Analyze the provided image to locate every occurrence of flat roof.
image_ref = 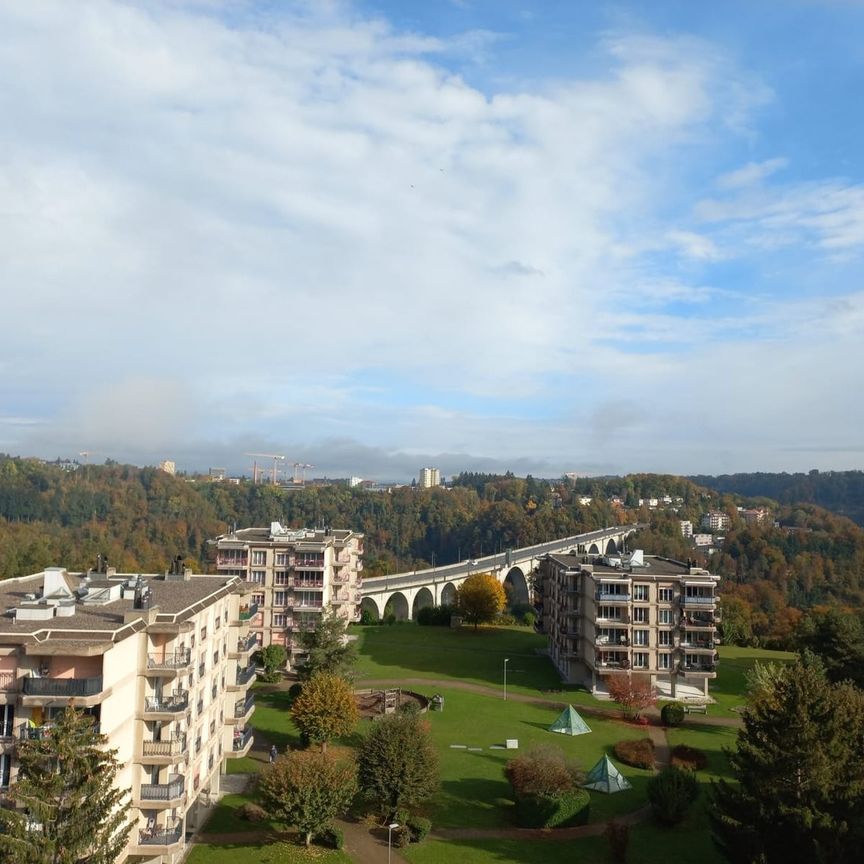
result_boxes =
[218,527,360,545]
[545,553,718,581]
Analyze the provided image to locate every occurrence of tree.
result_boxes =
[259,750,357,847]
[455,572,506,629]
[291,672,359,752]
[259,644,288,678]
[711,659,864,863]
[298,610,358,681]
[605,675,657,719]
[357,712,439,820]
[0,706,130,864]
[795,607,864,688]
[647,766,700,826]
[505,744,583,797]
[718,595,754,646]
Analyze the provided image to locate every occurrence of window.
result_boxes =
[657,653,670,670]
[274,591,288,607]
[275,552,289,566]
[273,613,286,628]
[658,587,674,603]
[0,754,11,788]
[632,652,648,668]
[597,606,621,621]
[274,571,290,586]
[252,593,264,607]
[632,607,648,623]
[633,629,649,646]
[658,609,672,625]
[633,585,649,602]
[200,626,207,642]
[251,550,266,566]
[297,591,322,608]
[658,630,671,646]
[248,570,265,584]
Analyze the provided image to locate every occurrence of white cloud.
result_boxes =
[716,157,788,189]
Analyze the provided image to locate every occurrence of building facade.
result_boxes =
[0,564,257,863]
[701,511,730,531]
[214,523,363,663]
[418,467,440,488]
[538,550,720,699]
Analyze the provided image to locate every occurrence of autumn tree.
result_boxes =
[259,750,357,847]
[456,572,506,629]
[298,610,358,681]
[711,659,864,863]
[291,672,359,752]
[605,675,657,720]
[0,706,130,864]
[357,712,439,820]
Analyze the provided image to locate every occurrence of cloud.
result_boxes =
[716,157,788,190]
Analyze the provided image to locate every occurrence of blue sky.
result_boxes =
[1,0,863,480]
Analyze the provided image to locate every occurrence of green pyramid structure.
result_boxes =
[548,704,592,736]
[583,755,632,794]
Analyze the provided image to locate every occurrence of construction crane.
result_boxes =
[244,453,286,485]
[293,462,314,484]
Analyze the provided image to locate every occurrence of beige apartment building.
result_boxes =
[539,550,720,699]
[0,563,257,863]
[214,523,363,663]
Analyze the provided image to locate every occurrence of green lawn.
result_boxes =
[711,645,795,717]
[188,842,351,864]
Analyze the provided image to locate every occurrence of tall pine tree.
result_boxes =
[0,706,130,864]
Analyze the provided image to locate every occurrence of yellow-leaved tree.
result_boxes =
[456,572,506,630]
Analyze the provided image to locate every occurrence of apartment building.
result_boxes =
[538,550,720,700]
[680,520,693,538]
[0,563,257,863]
[418,467,440,488]
[214,523,363,663]
[701,510,730,531]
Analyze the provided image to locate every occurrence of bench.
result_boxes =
[683,704,708,715]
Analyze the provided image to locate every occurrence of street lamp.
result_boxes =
[387,822,400,864]
[503,658,510,701]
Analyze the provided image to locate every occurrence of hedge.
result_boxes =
[613,737,655,770]
[514,789,591,828]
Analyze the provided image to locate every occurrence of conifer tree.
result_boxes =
[0,705,130,864]
[298,610,357,681]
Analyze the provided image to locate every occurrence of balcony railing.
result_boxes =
[142,735,186,758]
[235,695,255,717]
[233,726,253,751]
[147,651,191,671]
[596,592,631,603]
[237,632,258,653]
[239,603,259,621]
[680,640,715,650]
[217,555,248,568]
[295,581,324,589]
[683,595,715,605]
[139,825,182,847]
[0,671,16,691]
[22,676,103,698]
[236,664,256,686]
[140,776,185,801]
[144,691,189,714]
[683,615,716,628]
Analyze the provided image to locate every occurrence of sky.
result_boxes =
[1,0,864,481]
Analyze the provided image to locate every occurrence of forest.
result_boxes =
[1,457,864,649]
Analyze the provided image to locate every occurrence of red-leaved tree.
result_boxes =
[605,675,657,720]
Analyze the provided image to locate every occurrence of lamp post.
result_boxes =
[503,657,509,701]
[387,822,400,864]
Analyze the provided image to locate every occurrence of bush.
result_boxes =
[287,682,303,703]
[647,766,700,826]
[670,744,708,771]
[314,826,344,849]
[505,744,583,797]
[238,802,267,822]
[360,608,378,625]
[416,605,456,626]
[513,789,591,828]
[392,826,411,847]
[397,700,421,717]
[258,670,282,683]
[406,815,432,843]
[523,611,536,628]
[613,738,655,770]
[604,820,630,863]
[661,702,685,727]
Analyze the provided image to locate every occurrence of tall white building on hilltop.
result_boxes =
[0,564,256,863]
[214,523,363,665]
[419,467,440,488]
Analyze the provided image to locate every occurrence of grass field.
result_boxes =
[188,842,351,864]
[711,645,795,717]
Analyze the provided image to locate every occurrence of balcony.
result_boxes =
[238,603,259,622]
[146,651,191,675]
[231,726,254,754]
[235,664,256,687]
[141,735,186,761]
[294,600,324,610]
[683,615,717,629]
[595,592,631,603]
[682,595,716,607]
[139,776,185,805]
[679,640,715,651]
[138,824,183,849]
[680,663,717,674]
[217,555,248,569]
[595,633,629,647]
[143,691,189,717]
[233,694,255,720]
[0,670,17,692]
[22,676,104,703]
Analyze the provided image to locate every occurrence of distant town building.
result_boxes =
[209,467,226,481]
[539,550,719,699]
[693,533,714,547]
[213,523,363,666]
[741,507,769,526]
[418,467,441,488]
[701,511,730,531]
[680,520,693,538]
[578,496,593,506]
[158,460,176,475]
[0,564,256,862]
[348,476,364,488]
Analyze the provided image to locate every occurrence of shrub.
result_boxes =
[509,602,535,623]
[360,608,378,625]
[258,670,282,683]
[392,826,411,847]
[505,744,583,797]
[406,815,432,843]
[513,789,591,828]
[238,802,267,822]
[287,682,303,703]
[613,738,655,770]
[661,702,685,727]
[397,700,421,717]
[314,826,344,849]
[647,766,700,826]
[416,605,455,626]
[670,744,708,771]
[606,676,657,719]
[604,820,630,863]
[523,611,536,628]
